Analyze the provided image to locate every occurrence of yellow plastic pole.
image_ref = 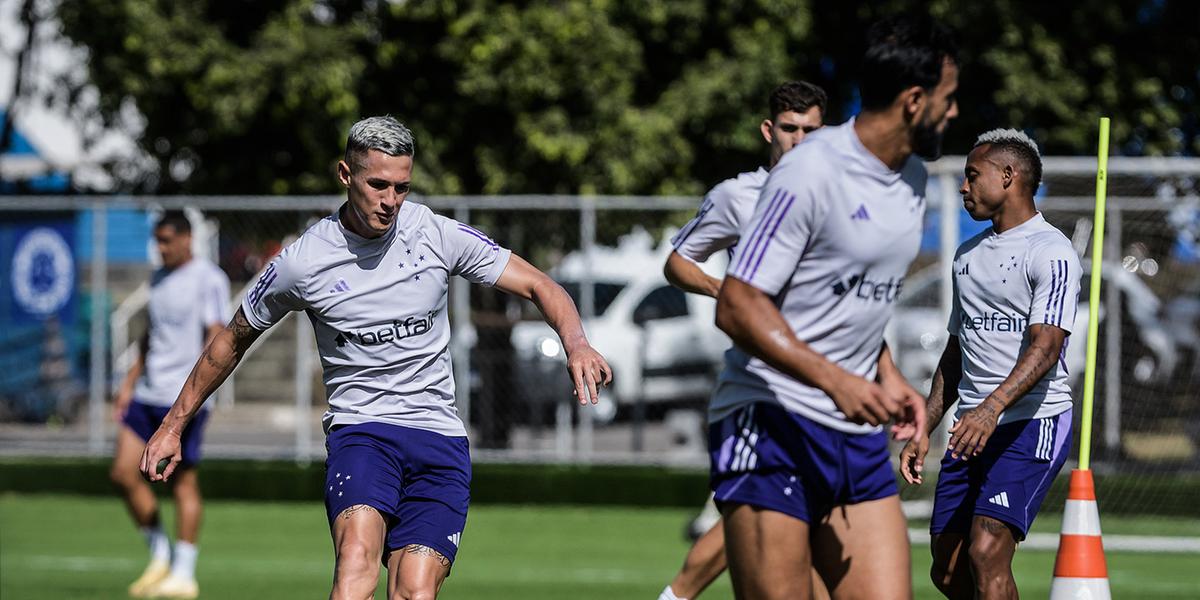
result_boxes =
[1078,117,1110,471]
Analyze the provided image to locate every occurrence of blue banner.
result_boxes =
[1,219,77,326]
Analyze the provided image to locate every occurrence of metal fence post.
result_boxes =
[1103,207,1123,455]
[88,202,108,455]
[577,200,597,461]
[937,172,960,447]
[452,206,472,432]
[938,172,959,323]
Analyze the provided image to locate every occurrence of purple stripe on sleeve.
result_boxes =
[746,193,796,280]
[672,198,714,247]
[1053,260,1068,325]
[457,224,498,248]
[1044,260,1061,324]
[732,189,785,277]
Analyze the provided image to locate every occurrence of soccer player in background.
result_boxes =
[900,130,1078,600]
[111,211,231,599]
[658,80,828,600]
[711,16,958,599]
[139,116,612,600]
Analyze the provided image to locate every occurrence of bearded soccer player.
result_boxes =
[711,16,958,599]
[658,80,829,600]
[111,211,230,599]
[900,129,1078,600]
[141,116,611,600]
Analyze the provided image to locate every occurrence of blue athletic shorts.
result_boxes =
[708,402,898,523]
[930,409,1072,540]
[324,422,471,564]
[122,399,209,468]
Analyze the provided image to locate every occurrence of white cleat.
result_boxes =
[145,574,199,599]
[128,559,170,598]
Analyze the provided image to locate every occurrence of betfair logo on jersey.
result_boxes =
[334,310,439,347]
[960,311,1028,332]
[830,272,903,303]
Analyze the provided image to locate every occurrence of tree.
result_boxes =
[56,0,1200,195]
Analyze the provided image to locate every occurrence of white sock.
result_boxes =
[658,584,686,600]
[170,541,198,581]
[140,526,171,564]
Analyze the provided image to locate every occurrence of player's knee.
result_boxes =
[392,579,438,600]
[109,463,137,488]
[334,539,380,580]
[966,533,1009,572]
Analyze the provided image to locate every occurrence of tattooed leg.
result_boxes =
[387,544,451,600]
[329,504,386,600]
[968,516,1018,600]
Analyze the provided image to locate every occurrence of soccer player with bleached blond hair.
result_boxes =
[141,115,611,600]
[901,128,1079,599]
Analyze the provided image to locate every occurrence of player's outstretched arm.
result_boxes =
[663,251,722,298]
[716,276,901,426]
[947,324,1066,460]
[900,336,962,484]
[495,254,612,405]
[140,307,264,482]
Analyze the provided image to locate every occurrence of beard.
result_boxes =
[913,116,946,160]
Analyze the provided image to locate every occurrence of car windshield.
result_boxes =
[559,281,625,317]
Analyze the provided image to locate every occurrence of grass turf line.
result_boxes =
[2,494,1196,599]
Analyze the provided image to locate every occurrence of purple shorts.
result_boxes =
[930,409,1072,540]
[709,402,898,523]
[122,400,210,468]
[324,422,471,564]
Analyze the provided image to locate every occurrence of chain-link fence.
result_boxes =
[2,158,1197,482]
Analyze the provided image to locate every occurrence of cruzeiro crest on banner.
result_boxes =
[11,227,75,316]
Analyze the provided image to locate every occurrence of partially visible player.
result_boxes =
[139,116,611,600]
[900,129,1078,600]
[711,15,958,599]
[110,211,230,599]
[658,80,827,600]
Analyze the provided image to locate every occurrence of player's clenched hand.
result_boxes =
[947,400,1000,460]
[829,372,900,426]
[566,343,612,405]
[140,426,183,482]
[899,434,930,485]
[881,374,925,441]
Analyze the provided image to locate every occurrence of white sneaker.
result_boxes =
[128,559,170,598]
[146,574,199,599]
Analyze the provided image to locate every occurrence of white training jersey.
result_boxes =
[135,258,231,407]
[670,167,769,262]
[711,119,928,434]
[949,212,1080,423]
[241,201,512,437]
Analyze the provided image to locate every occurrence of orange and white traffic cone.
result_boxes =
[1050,469,1111,599]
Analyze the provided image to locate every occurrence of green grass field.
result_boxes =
[2,494,1196,599]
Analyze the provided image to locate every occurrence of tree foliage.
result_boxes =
[57,0,1200,194]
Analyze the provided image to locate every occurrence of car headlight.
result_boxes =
[538,337,562,358]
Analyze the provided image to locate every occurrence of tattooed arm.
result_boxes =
[925,336,964,438]
[947,324,1067,460]
[899,336,963,484]
[140,307,264,481]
